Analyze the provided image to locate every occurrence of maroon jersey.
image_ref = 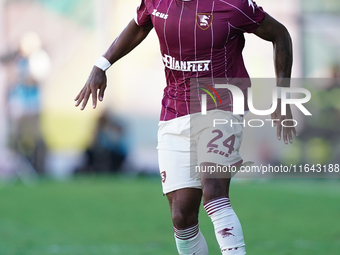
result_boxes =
[135,0,266,121]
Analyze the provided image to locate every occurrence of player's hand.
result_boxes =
[271,101,298,144]
[74,66,107,110]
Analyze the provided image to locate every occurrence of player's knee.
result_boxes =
[202,178,228,202]
[171,208,198,229]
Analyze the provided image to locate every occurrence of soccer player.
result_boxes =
[75,0,297,254]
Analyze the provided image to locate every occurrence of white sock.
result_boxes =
[204,197,246,255]
[174,223,209,255]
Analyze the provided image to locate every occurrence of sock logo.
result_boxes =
[218,227,234,238]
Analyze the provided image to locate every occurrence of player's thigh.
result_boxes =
[196,115,243,200]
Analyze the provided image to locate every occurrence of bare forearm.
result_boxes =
[103,19,153,64]
[254,14,293,86]
[273,26,292,87]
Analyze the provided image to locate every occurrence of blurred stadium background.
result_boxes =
[0,0,339,254]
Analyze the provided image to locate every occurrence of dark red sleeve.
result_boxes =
[135,0,153,27]
[229,0,266,33]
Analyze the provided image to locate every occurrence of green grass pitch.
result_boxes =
[0,176,339,254]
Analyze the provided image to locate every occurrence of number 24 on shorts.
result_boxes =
[206,130,236,157]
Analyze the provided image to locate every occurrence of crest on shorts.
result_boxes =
[160,171,166,183]
[196,14,213,30]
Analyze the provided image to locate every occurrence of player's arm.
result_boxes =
[254,13,298,144]
[75,19,153,110]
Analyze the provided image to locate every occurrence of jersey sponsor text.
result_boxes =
[162,54,210,72]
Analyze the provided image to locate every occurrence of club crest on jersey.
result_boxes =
[196,13,213,30]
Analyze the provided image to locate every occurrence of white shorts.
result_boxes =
[157,110,244,194]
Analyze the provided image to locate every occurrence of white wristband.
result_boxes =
[94,56,111,71]
[277,87,291,99]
